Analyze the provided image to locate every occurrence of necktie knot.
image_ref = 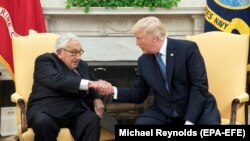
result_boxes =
[156,53,164,66]
[156,52,160,57]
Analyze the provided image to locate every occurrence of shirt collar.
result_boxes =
[158,38,167,56]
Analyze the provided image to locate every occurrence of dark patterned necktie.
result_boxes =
[73,69,81,77]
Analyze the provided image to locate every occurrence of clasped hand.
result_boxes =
[88,80,114,96]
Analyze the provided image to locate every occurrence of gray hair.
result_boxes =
[55,33,80,50]
[130,16,167,40]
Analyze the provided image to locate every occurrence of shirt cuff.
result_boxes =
[184,120,194,125]
[79,79,89,90]
[113,86,118,99]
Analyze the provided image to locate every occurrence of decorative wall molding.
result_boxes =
[43,7,206,62]
[43,7,206,36]
[43,7,205,15]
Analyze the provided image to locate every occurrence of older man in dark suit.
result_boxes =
[27,33,110,141]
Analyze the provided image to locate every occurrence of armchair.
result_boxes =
[186,31,249,124]
[11,33,114,141]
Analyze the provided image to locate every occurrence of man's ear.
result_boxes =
[56,49,60,54]
[152,36,158,42]
[56,49,63,59]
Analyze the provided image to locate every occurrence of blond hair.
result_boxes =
[131,16,167,40]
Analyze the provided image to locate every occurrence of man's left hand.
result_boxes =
[93,98,105,118]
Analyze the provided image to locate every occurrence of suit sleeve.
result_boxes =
[184,42,209,123]
[117,60,150,103]
[34,54,82,95]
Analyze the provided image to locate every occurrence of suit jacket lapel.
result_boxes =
[166,38,176,93]
[76,63,89,79]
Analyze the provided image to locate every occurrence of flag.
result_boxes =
[204,0,250,34]
[0,0,46,79]
[204,0,250,62]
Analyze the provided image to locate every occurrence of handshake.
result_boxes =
[88,80,114,96]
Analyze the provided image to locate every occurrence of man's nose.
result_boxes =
[75,53,81,59]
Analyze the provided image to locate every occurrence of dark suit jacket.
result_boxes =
[117,38,210,123]
[27,53,101,121]
[198,92,221,124]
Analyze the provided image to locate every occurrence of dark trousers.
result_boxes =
[29,104,100,141]
[135,92,221,125]
[134,106,184,125]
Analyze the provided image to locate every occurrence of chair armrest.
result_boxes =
[11,92,24,103]
[230,92,249,124]
[11,92,28,133]
[233,92,249,103]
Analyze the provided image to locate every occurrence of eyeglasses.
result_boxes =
[62,48,84,56]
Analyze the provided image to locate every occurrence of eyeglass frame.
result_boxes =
[61,48,84,56]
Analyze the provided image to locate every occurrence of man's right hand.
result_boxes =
[88,80,114,96]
